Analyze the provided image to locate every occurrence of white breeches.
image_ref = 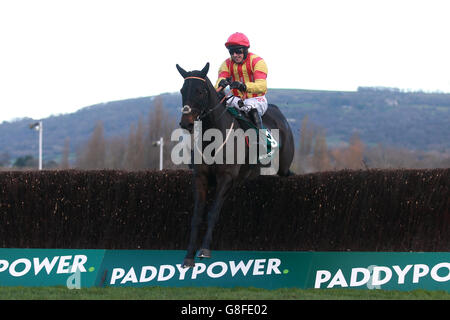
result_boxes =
[226,95,268,116]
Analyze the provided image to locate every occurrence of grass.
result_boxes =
[0,286,449,300]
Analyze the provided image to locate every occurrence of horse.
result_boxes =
[176,62,294,267]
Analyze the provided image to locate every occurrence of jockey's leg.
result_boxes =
[244,96,267,127]
[245,96,268,144]
[249,108,263,130]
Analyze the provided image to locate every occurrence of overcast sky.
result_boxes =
[1,0,449,122]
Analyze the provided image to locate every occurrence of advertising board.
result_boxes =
[0,249,448,291]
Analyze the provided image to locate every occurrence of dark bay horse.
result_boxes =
[176,62,294,267]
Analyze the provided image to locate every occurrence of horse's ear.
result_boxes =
[176,64,188,78]
[200,62,210,78]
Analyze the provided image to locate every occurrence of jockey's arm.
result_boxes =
[246,78,267,95]
[215,61,230,89]
[245,59,268,95]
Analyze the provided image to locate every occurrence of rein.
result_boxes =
[182,76,236,159]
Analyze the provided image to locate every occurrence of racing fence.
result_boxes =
[0,169,448,251]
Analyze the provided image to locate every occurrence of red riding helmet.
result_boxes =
[225,32,250,48]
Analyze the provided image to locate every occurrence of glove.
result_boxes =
[218,78,230,88]
[230,81,247,92]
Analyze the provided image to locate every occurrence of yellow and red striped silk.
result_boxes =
[215,52,268,98]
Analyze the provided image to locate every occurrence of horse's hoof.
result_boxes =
[197,248,211,259]
[182,258,195,268]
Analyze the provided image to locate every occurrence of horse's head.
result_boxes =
[176,63,210,133]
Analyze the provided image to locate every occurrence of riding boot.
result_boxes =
[249,108,274,163]
[249,108,263,131]
[249,108,266,154]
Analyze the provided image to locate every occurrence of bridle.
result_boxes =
[181,76,228,121]
[182,76,235,156]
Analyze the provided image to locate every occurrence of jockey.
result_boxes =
[215,32,268,132]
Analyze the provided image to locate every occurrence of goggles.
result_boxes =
[228,47,245,55]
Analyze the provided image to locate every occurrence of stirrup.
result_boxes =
[258,151,275,161]
[258,129,278,149]
[257,129,278,162]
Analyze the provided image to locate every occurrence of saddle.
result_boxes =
[226,106,258,131]
[226,107,278,161]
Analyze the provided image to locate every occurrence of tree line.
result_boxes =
[2,96,449,172]
[74,96,180,171]
[291,116,450,173]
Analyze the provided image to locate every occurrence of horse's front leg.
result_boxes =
[183,174,208,268]
[198,173,234,259]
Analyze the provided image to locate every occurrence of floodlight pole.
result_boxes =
[38,120,43,170]
[158,137,163,171]
[29,121,43,170]
[152,137,164,171]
